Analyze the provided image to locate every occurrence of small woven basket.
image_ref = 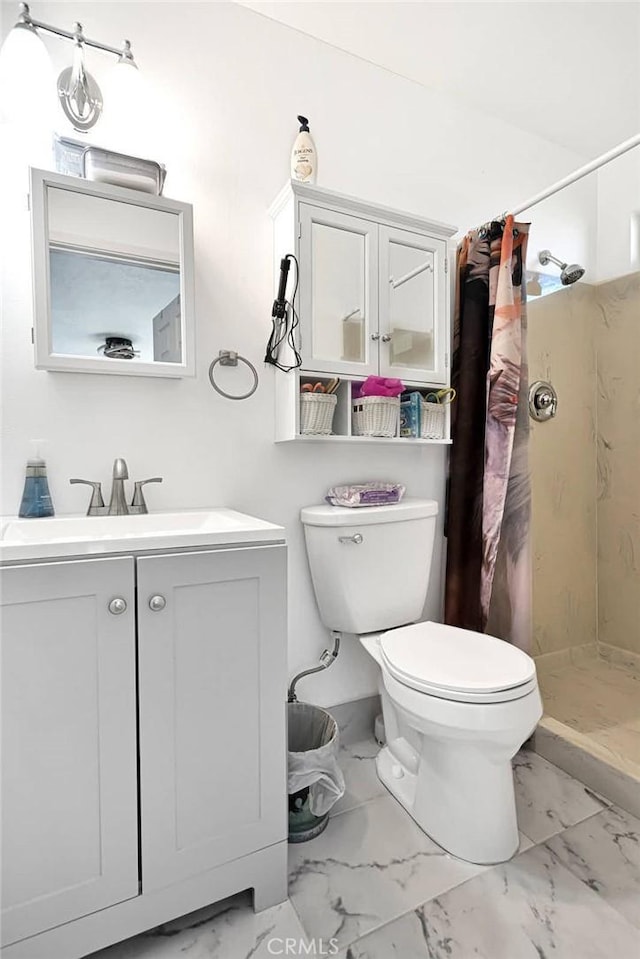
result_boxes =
[352,395,400,437]
[420,400,446,440]
[300,392,337,435]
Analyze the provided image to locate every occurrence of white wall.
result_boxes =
[517,176,597,280]
[595,149,640,283]
[0,1,596,706]
[238,1,640,158]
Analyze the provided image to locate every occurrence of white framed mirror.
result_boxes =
[30,168,195,377]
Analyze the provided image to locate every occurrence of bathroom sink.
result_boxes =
[0,509,285,562]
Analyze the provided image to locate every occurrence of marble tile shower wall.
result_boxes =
[596,271,640,661]
[528,273,640,663]
[528,284,598,658]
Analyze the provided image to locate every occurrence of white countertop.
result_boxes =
[0,508,286,563]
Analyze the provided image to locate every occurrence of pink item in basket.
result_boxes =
[359,376,405,398]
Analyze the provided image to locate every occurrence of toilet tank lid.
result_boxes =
[300,498,438,527]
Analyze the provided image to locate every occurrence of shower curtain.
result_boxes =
[444,215,532,652]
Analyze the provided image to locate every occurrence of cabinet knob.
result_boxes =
[370,332,380,341]
[108,597,127,615]
[149,595,167,612]
[381,333,392,343]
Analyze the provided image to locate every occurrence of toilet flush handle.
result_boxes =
[338,533,363,544]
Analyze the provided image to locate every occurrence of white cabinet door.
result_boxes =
[1,558,139,947]
[378,226,449,385]
[137,545,287,891]
[299,203,379,377]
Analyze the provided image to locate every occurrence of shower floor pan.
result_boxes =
[533,651,640,818]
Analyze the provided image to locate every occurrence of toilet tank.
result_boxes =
[300,499,438,634]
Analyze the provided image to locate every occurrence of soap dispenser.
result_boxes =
[18,443,55,518]
[291,115,316,183]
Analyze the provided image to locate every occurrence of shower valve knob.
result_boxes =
[528,381,558,422]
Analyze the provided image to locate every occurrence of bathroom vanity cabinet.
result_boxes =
[1,556,139,945]
[1,538,287,959]
[270,181,457,443]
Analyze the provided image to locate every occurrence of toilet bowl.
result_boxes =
[361,624,542,864]
[300,498,542,864]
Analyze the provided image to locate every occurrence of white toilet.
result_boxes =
[300,497,542,865]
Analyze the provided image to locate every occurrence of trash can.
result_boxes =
[287,702,345,843]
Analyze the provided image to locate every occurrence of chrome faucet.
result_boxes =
[109,458,130,515]
[70,459,162,516]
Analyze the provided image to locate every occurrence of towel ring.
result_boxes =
[208,350,259,400]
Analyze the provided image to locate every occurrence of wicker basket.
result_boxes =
[300,392,337,435]
[352,395,400,437]
[420,400,446,440]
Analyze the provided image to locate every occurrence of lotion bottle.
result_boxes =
[291,115,316,183]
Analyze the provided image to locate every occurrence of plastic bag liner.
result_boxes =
[288,703,345,842]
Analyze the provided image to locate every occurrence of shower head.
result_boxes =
[538,250,585,285]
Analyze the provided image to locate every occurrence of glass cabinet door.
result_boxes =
[299,204,378,376]
[378,226,448,384]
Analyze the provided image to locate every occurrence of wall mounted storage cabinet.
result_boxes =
[1,542,287,959]
[270,182,457,443]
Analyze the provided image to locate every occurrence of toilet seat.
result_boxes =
[380,621,538,704]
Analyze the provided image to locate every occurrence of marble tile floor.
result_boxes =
[538,655,640,769]
[89,738,640,959]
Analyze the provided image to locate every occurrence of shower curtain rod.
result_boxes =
[484,132,640,226]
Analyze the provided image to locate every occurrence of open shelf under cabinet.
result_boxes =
[275,372,453,445]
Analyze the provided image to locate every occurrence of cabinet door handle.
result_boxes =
[108,597,127,615]
[149,595,167,612]
[381,334,392,343]
[370,332,380,341]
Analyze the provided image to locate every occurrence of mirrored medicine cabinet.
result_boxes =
[30,168,195,377]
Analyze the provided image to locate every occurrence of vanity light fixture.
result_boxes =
[1,2,139,132]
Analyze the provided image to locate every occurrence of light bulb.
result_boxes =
[0,23,56,126]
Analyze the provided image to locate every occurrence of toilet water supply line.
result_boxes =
[287,631,341,702]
